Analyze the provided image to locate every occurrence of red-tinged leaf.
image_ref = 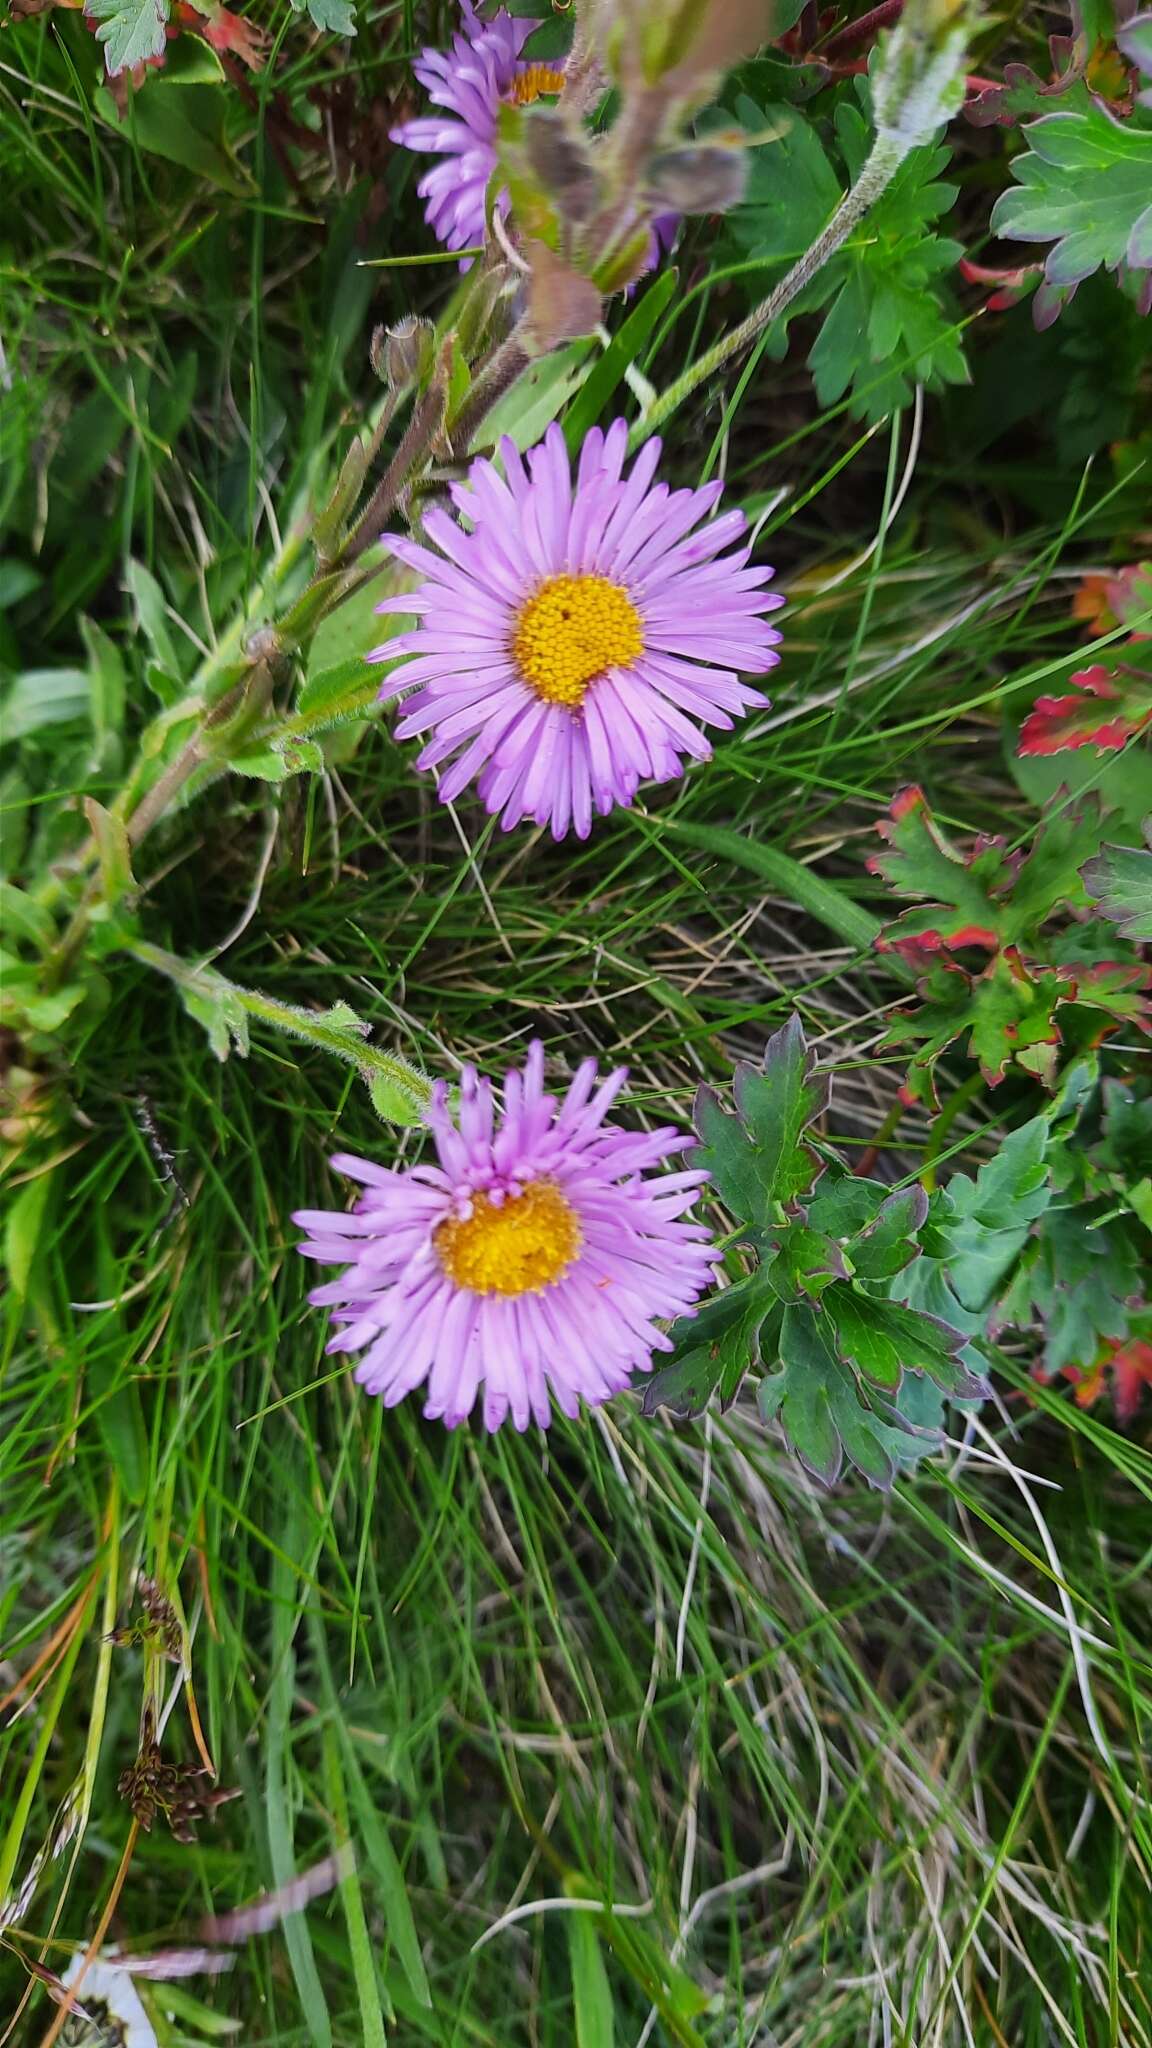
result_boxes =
[882,951,1072,1104]
[965,37,1089,128]
[1061,959,1152,1038]
[870,787,1012,953]
[1018,664,1152,756]
[967,949,1067,1086]
[881,919,1000,961]
[872,788,1101,958]
[959,256,1041,309]
[176,0,268,67]
[1067,1335,1152,1422]
[1071,560,1152,638]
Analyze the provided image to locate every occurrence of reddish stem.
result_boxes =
[820,0,904,57]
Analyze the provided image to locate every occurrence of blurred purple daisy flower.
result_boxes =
[294,1042,718,1434]
[371,419,783,838]
[391,2,564,255]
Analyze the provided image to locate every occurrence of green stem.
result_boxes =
[631,134,905,447]
[658,817,888,958]
[128,939,432,1120]
[922,1070,986,1190]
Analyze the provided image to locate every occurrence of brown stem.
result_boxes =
[341,376,450,565]
[38,1820,140,2048]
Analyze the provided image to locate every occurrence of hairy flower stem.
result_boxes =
[449,328,531,452]
[127,939,433,1114]
[342,375,450,565]
[631,134,905,447]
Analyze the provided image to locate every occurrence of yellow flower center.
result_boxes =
[507,64,567,108]
[512,573,644,706]
[435,1180,582,1296]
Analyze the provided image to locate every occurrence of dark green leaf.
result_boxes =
[805,1176,890,1240]
[847,1183,929,1280]
[765,1309,844,1484]
[690,1084,763,1219]
[762,1306,946,1489]
[642,1270,778,1418]
[822,1285,985,1398]
[728,1011,829,1207]
[764,1225,846,1302]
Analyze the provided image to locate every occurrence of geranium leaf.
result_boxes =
[760,1305,947,1490]
[85,0,168,75]
[763,1224,847,1303]
[929,1115,1053,1312]
[822,1285,987,1399]
[869,786,1005,956]
[1002,1202,1144,1374]
[1018,665,1152,755]
[729,1012,830,1207]
[991,104,1152,288]
[642,1269,779,1418]
[1081,828,1152,940]
[846,1183,929,1280]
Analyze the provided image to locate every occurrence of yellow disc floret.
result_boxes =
[512,573,644,706]
[435,1180,582,1296]
[507,64,567,107]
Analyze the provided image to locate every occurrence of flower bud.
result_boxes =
[871,0,974,150]
[371,315,436,389]
[645,142,747,214]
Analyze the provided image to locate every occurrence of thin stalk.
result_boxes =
[631,134,905,446]
[922,1070,986,1190]
[127,939,432,1117]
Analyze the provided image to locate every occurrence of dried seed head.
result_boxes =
[109,1573,182,1662]
[118,1704,238,1842]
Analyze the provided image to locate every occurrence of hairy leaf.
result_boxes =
[728,88,967,419]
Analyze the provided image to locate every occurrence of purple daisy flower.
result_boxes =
[371,419,783,839]
[294,1043,718,1434]
[391,3,565,254]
